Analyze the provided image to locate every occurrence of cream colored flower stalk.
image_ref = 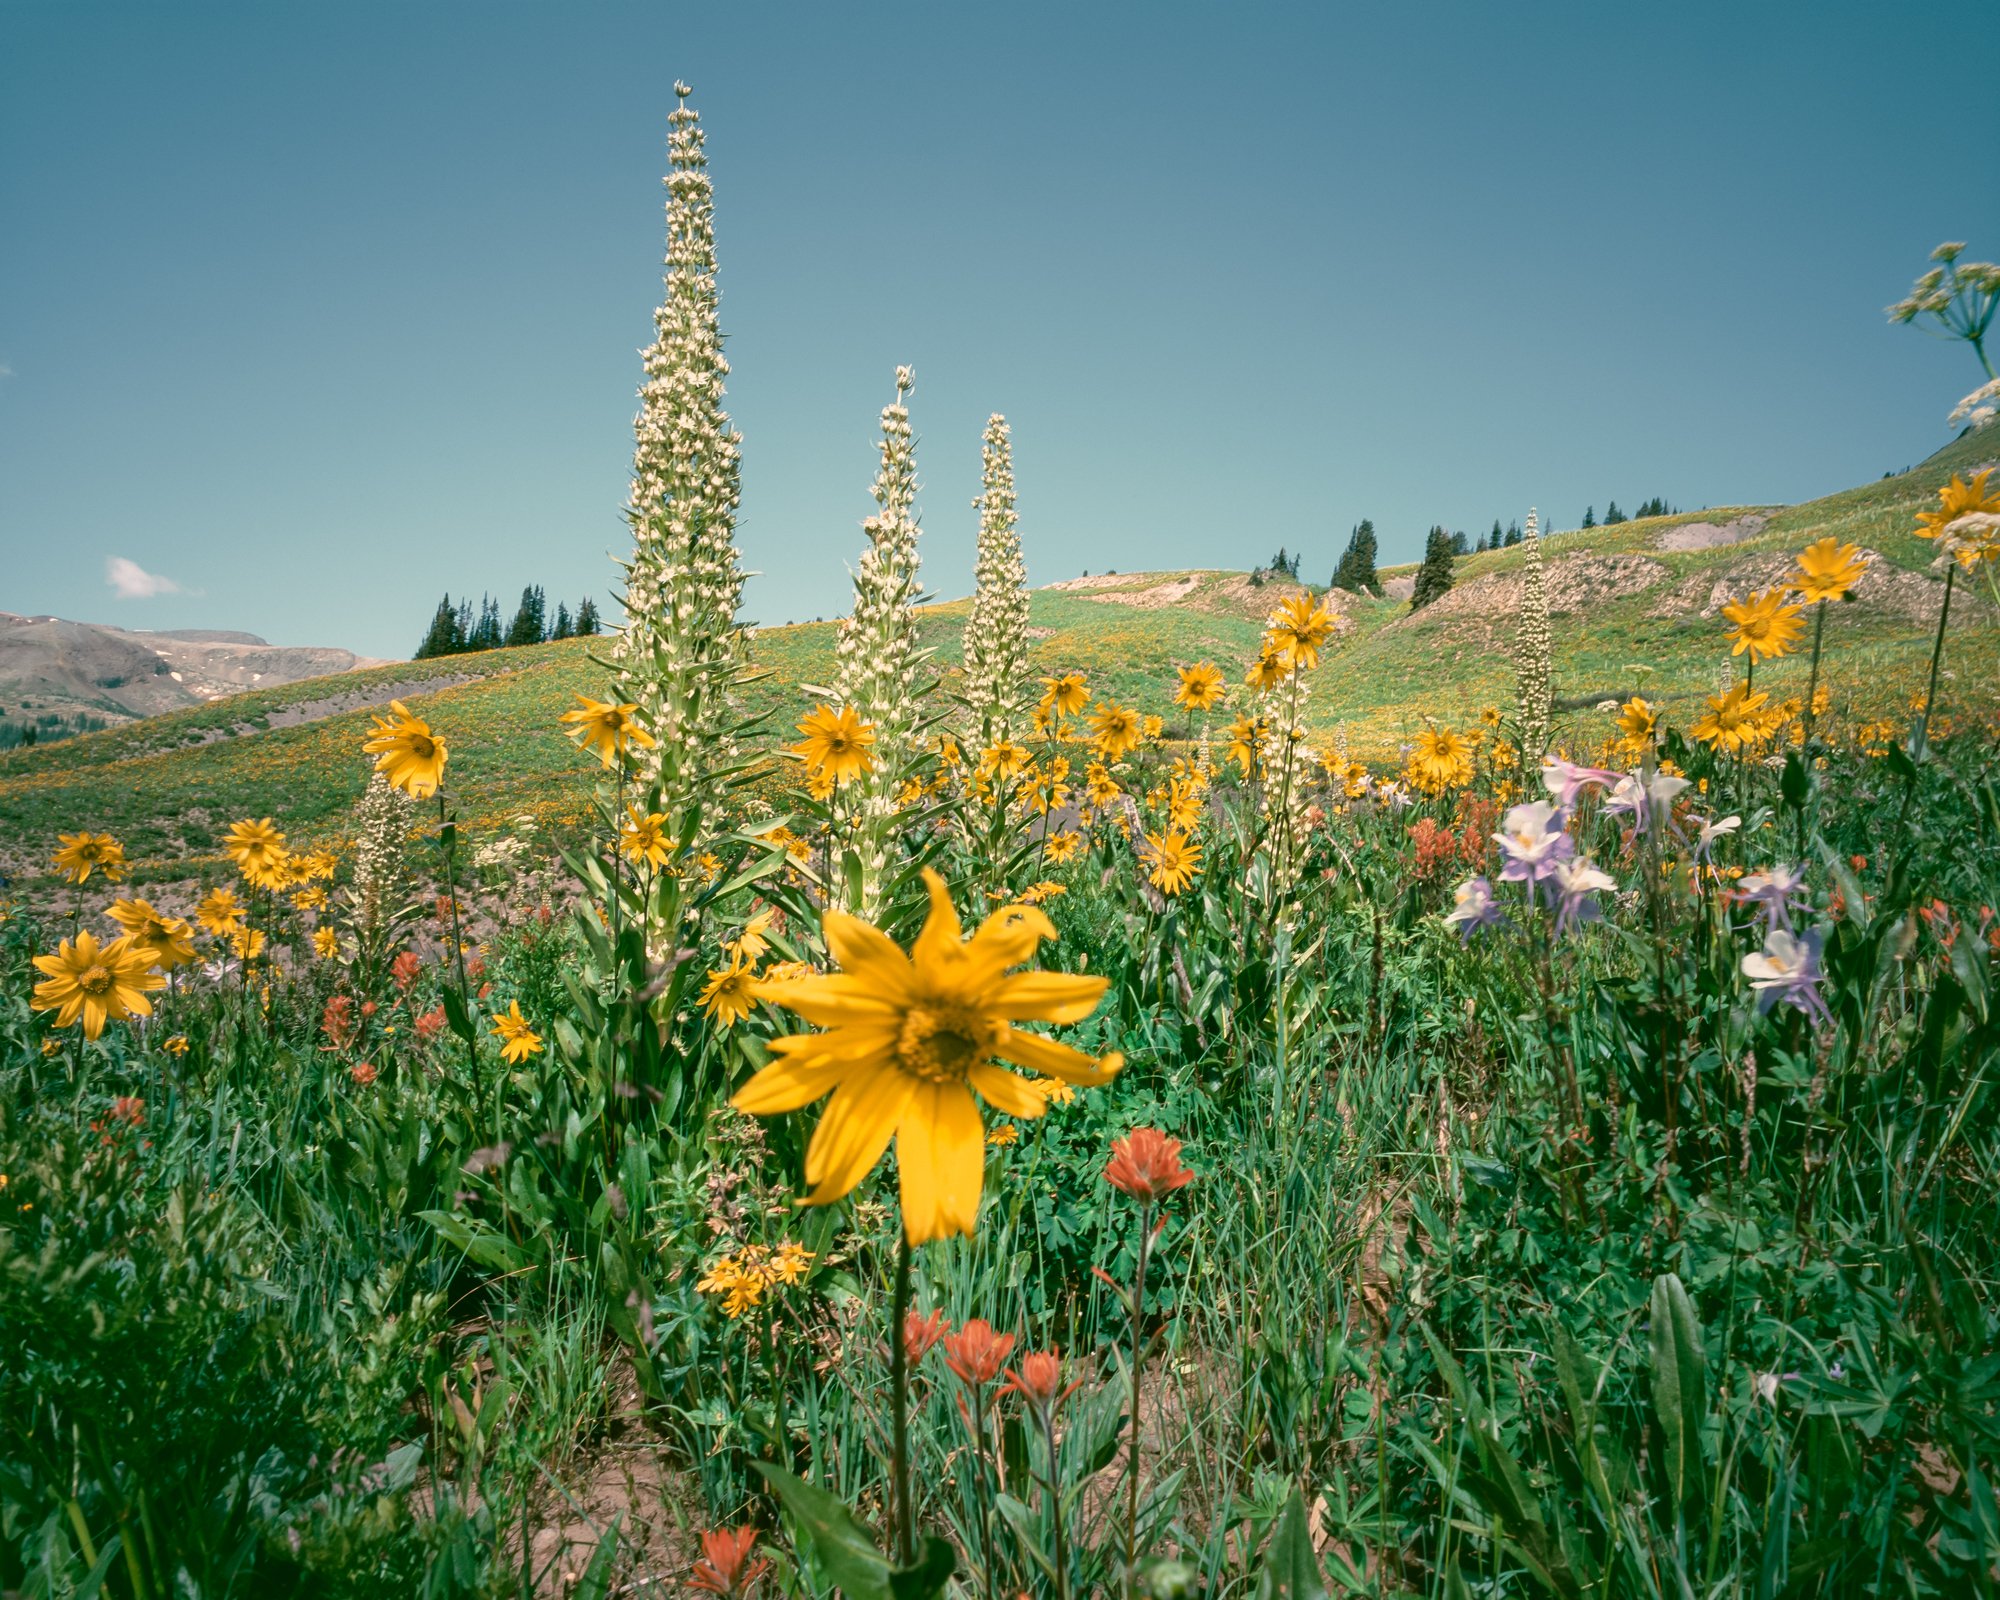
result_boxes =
[832,367,929,915]
[611,81,747,839]
[961,413,1031,745]
[348,772,414,955]
[1514,508,1553,756]
[1255,671,1313,899]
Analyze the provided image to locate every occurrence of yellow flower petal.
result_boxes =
[996,1033,1123,1086]
[897,1082,985,1245]
[967,1062,1050,1118]
[989,971,1112,1024]
[802,1069,917,1202]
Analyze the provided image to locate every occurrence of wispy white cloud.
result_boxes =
[106,555,183,599]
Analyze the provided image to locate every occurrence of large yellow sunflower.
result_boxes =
[1791,538,1868,605]
[1144,830,1202,895]
[1914,469,2000,550]
[363,701,448,798]
[31,931,165,1039]
[1720,588,1806,662]
[1039,673,1090,720]
[106,897,198,971]
[1174,662,1227,713]
[793,704,876,785]
[223,817,290,890]
[52,832,127,886]
[560,695,659,768]
[734,870,1122,1245]
[1691,683,1775,753]
[620,806,676,871]
[1264,593,1338,671]
[195,886,247,938]
[1090,703,1143,760]
[1406,727,1475,795]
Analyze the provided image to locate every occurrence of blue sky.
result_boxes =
[1,1,1990,659]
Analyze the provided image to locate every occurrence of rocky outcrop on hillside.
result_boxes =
[0,612,388,726]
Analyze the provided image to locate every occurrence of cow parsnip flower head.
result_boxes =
[1720,588,1806,663]
[52,831,126,886]
[561,695,658,768]
[734,868,1121,1245]
[31,930,164,1040]
[1174,662,1227,713]
[363,701,448,798]
[1792,538,1868,605]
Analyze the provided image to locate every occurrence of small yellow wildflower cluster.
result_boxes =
[695,1241,815,1319]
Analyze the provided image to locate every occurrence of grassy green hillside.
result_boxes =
[4,427,1995,889]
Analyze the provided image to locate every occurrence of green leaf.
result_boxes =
[1253,1485,1326,1600]
[1649,1272,1708,1511]
[754,1461,892,1600]
[888,1537,956,1600]
[440,983,477,1045]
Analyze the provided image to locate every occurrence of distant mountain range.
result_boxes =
[0,612,389,729]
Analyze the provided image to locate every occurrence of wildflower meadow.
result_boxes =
[6,83,2000,1600]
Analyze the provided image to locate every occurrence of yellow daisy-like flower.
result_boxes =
[1264,593,1338,671]
[164,1034,189,1057]
[1405,727,1475,795]
[1144,830,1202,896]
[292,885,328,911]
[1083,764,1121,808]
[700,953,762,1026]
[979,740,1031,783]
[1244,643,1291,692]
[560,695,658,768]
[490,1000,544,1064]
[1019,880,1068,905]
[1043,830,1083,864]
[1614,697,1659,753]
[1691,683,1774,754]
[31,931,165,1039]
[1174,662,1227,713]
[312,927,339,959]
[1914,469,2000,553]
[230,927,266,962]
[619,807,675,871]
[1720,588,1806,662]
[1039,673,1090,719]
[734,869,1122,1245]
[1166,777,1202,833]
[793,703,876,785]
[1791,538,1868,604]
[363,701,448,798]
[1090,703,1142,760]
[727,908,775,962]
[223,817,290,890]
[769,1242,815,1284]
[987,1123,1020,1148]
[105,897,197,971]
[52,831,126,886]
[194,886,247,938]
[300,850,341,881]
[1226,714,1264,775]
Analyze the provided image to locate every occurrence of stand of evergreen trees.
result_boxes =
[1330,519,1379,593]
[413,588,600,660]
[1409,525,1457,610]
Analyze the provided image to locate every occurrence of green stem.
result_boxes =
[890,1228,914,1563]
[1123,1202,1154,1600]
[438,793,478,1083]
[1041,1404,1070,1600]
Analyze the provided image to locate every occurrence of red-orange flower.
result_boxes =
[943,1318,1016,1387]
[689,1527,769,1599]
[999,1349,1081,1414]
[390,950,422,991]
[904,1308,950,1365]
[1105,1127,1195,1203]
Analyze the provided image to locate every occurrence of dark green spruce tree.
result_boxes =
[504,585,547,647]
[1410,525,1457,610]
[574,597,601,636]
[1331,518,1379,593]
[549,602,573,641]
[413,595,463,659]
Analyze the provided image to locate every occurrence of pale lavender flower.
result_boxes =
[1736,865,1809,931]
[1741,927,1829,1022]
[1540,757,1622,809]
[1605,770,1689,835]
[1494,800,1574,885]
[1548,855,1616,933]
[1693,814,1741,861]
[1444,876,1506,941]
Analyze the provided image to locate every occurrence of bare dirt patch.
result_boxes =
[1653,512,1773,553]
[1645,549,1987,629]
[1082,574,1204,609]
[1398,554,1669,630]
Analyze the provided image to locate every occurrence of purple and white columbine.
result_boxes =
[1605,770,1690,836]
[1444,875,1506,941]
[1741,926,1829,1022]
[1736,865,1809,931]
[1548,855,1617,933]
[1494,800,1574,885]
[1540,757,1623,810]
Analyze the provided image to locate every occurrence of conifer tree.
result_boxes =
[1514,508,1554,753]
[550,602,573,641]
[1582,506,1596,529]
[414,595,460,659]
[961,413,1030,745]
[1490,518,1504,549]
[832,367,927,916]
[575,597,601,636]
[504,585,547,647]
[1449,529,1470,556]
[1331,519,1378,592]
[471,596,503,651]
[1410,525,1457,610]
[1504,521,1522,547]
[610,81,748,839]
[1603,500,1626,525]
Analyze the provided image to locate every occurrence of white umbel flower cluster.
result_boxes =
[961,413,1031,745]
[612,82,746,837]
[833,368,928,914]
[1950,377,2000,432]
[1514,507,1553,755]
